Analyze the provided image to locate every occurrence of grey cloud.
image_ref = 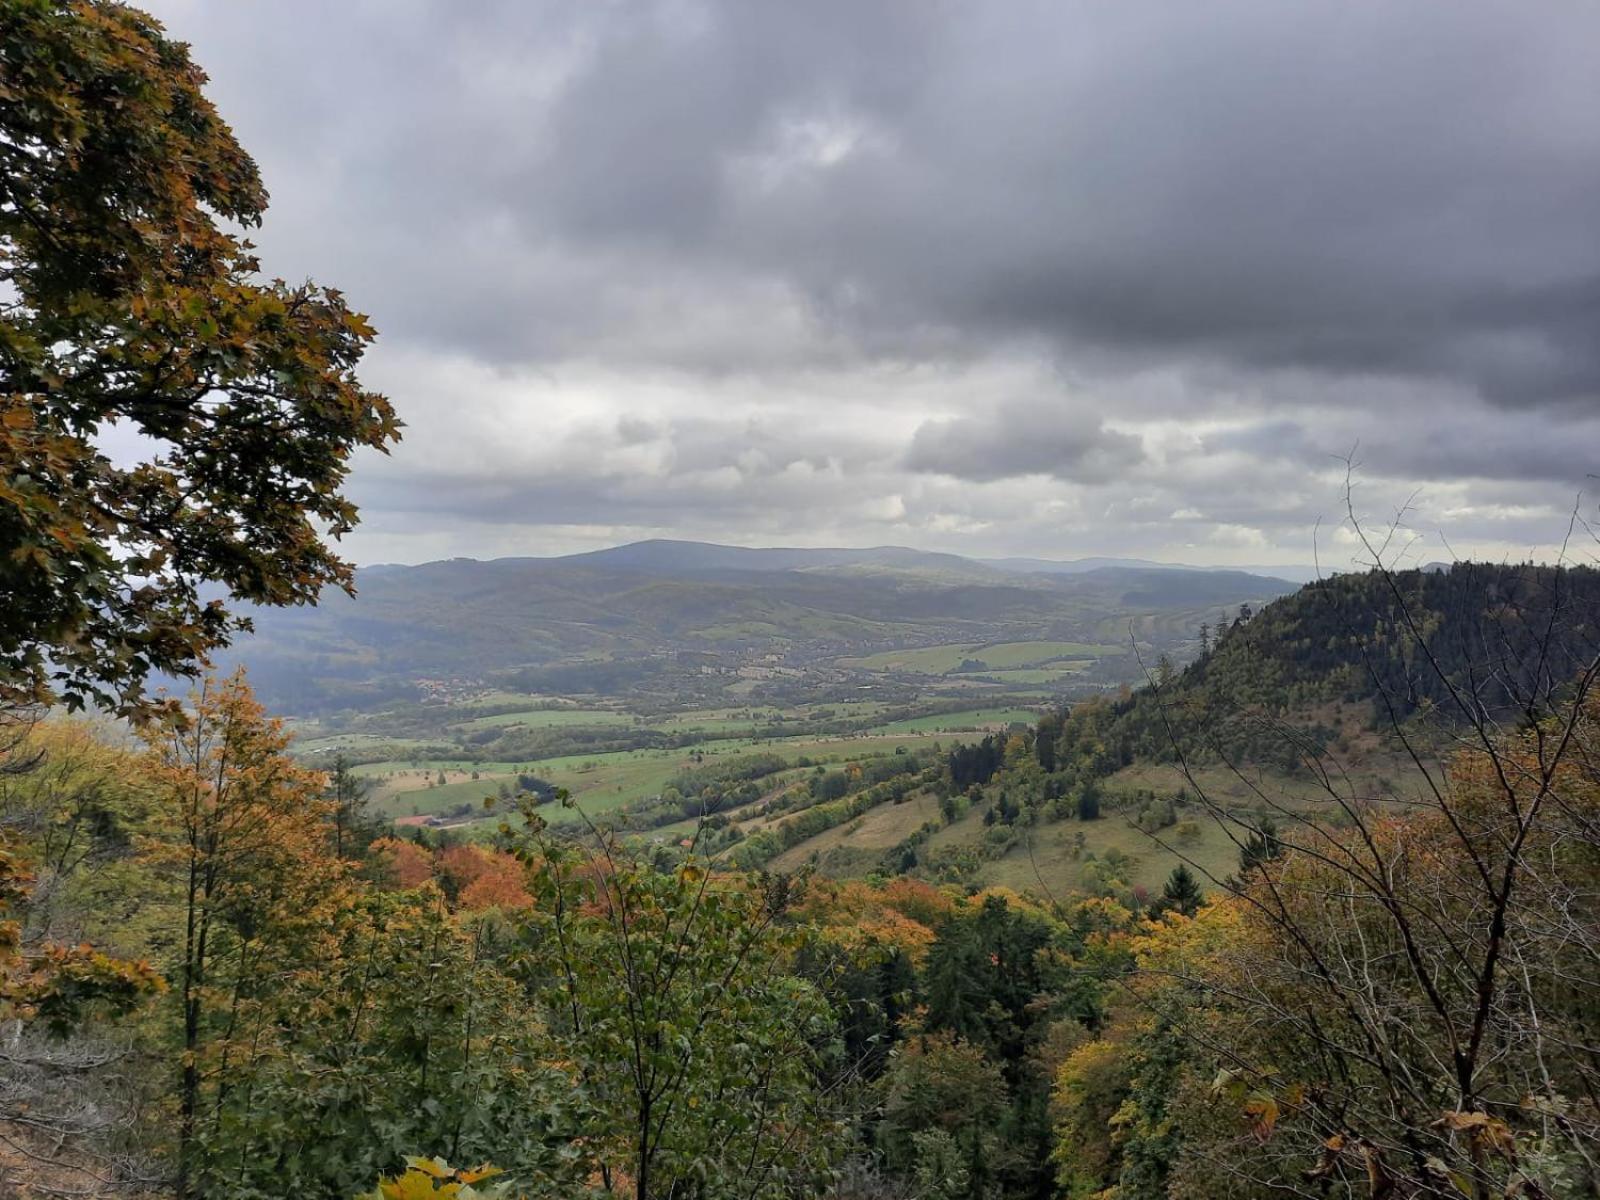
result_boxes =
[906,407,1143,483]
[164,0,1600,405]
[1208,405,1600,490]
[142,0,1600,566]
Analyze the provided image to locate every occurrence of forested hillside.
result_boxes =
[1052,562,1600,773]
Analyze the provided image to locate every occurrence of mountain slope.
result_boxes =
[984,555,1321,583]
[1055,561,1600,773]
[219,546,1297,711]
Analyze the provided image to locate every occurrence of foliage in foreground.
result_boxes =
[5,659,1600,1199]
[0,0,399,720]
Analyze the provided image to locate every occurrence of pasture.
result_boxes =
[842,639,1124,675]
[874,707,1039,733]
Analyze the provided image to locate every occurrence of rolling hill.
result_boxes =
[1054,560,1600,773]
[767,561,1600,904]
[219,541,1297,711]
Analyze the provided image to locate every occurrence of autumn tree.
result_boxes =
[1131,503,1600,1198]
[139,669,349,1197]
[511,810,845,1199]
[373,834,437,890]
[0,713,162,1186]
[0,0,399,720]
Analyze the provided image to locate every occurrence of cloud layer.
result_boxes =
[149,0,1600,568]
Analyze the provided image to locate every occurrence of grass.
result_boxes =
[1103,755,1433,809]
[874,707,1039,733]
[760,779,1241,893]
[646,771,813,840]
[454,690,558,709]
[655,708,787,732]
[453,707,632,731]
[979,814,1244,898]
[842,643,983,673]
[843,639,1124,675]
[968,641,1124,669]
[978,666,1089,684]
[354,759,531,777]
[365,733,954,828]
[767,793,944,873]
[378,775,506,818]
[292,732,436,756]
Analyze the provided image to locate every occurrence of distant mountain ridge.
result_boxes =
[222,539,1299,711]
[367,538,1314,585]
[982,554,1321,583]
[558,539,1002,580]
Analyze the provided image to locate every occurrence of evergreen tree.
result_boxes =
[1076,784,1101,821]
[1153,865,1203,918]
[1237,817,1282,876]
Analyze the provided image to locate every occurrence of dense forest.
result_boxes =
[3,4,1598,1199]
[1048,563,1600,774]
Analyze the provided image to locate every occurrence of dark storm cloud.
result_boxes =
[165,0,1600,405]
[145,0,1600,564]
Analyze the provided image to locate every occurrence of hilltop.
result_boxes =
[761,561,1600,902]
[1053,560,1600,774]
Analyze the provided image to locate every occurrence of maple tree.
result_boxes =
[0,0,399,720]
[373,834,438,890]
[437,842,533,911]
[359,1158,515,1200]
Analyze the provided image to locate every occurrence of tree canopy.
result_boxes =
[0,0,399,719]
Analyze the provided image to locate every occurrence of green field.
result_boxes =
[768,792,944,872]
[355,759,533,777]
[365,733,954,826]
[292,732,437,757]
[544,733,950,825]
[655,708,787,732]
[979,815,1243,898]
[875,707,1039,733]
[843,640,1124,675]
[978,666,1090,684]
[647,771,813,840]
[453,707,632,731]
[454,690,560,709]
[969,640,1124,668]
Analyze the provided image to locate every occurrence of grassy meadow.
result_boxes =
[842,639,1124,675]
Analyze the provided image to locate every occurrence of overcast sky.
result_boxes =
[147,0,1599,569]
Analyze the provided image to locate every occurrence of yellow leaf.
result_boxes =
[404,1156,451,1178]
[1243,1091,1279,1141]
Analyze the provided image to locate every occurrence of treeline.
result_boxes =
[728,758,940,870]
